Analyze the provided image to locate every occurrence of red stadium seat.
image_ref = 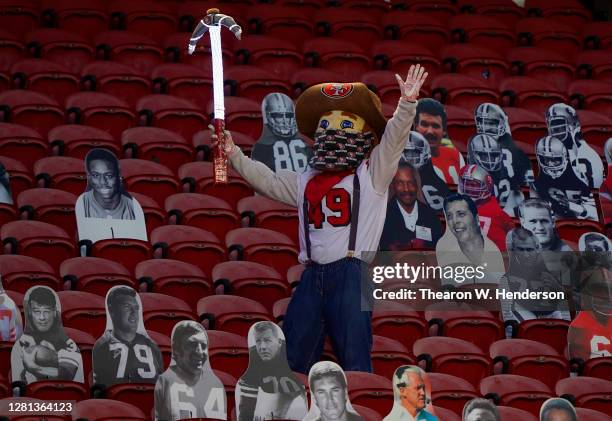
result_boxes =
[150,63,212,111]
[0,1,39,39]
[135,259,212,312]
[234,35,303,81]
[66,92,136,141]
[22,380,88,402]
[108,1,177,44]
[33,156,85,195]
[313,8,382,50]
[2,220,75,270]
[440,43,510,88]
[556,219,604,244]
[504,107,548,149]
[582,21,612,51]
[583,357,612,381]
[569,79,612,117]
[428,372,479,416]
[226,227,299,277]
[193,129,256,160]
[516,318,570,356]
[515,18,580,61]
[10,58,79,104]
[58,290,106,338]
[63,326,97,382]
[457,0,526,27]
[119,159,179,206]
[237,195,298,245]
[353,404,384,421]
[496,405,538,421]
[16,188,77,236]
[81,61,151,108]
[409,0,459,21]
[0,29,25,73]
[302,38,371,81]
[480,374,552,417]
[371,335,414,379]
[224,65,291,103]
[449,14,515,54]
[272,297,291,323]
[506,47,575,92]
[129,192,165,237]
[0,91,64,137]
[490,339,570,390]
[161,31,233,72]
[414,337,492,388]
[575,50,612,84]
[121,127,193,174]
[286,264,305,288]
[500,76,568,115]
[47,124,119,159]
[371,301,427,354]
[426,310,505,353]
[290,68,344,97]
[60,256,134,296]
[179,161,254,209]
[0,123,47,172]
[24,28,94,72]
[431,74,499,113]
[556,377,612,416]
[43,0,109,42]
[204,96,262,140]
[0,254,59,293]
[370,40,440,82]
[197,295,272,337]
[445,104,476,153]
[212,261,289,313]
[345,371,393,418]
[139,292,197,337]
[0,397,71,421]
[431,405,460,421]
[104,382,155,418]
[245,5,314,48]
[87,238,152,274]
[212,369,237,417]
[361,71,403,106]
[73,398,147,421]
[137,94,207,142]
[382,11,449,52]
[94,30,163,75]
[207,330,249,380]
[147,329,171,368]
[575,407,612,421]
[151,225,225,278]
[526,0,591,29]
[576,110,612,157]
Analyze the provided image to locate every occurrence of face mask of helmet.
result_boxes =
[476,116,504,138]
[309,130,374,171]
[470,135,502,172]
[548,118,571,143]
[459,165,492,203]
[401,132,430,169]
[537,137,568,179]
[263,94,297,138]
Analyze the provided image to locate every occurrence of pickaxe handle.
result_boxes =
[213,118,228,184]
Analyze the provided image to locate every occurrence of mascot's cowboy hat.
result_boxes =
[296,82,387,141]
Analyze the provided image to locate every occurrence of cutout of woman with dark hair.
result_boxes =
[155,320,226,421]
[75,148,147,243]
[11,286,84,383]
[236,321,307,421]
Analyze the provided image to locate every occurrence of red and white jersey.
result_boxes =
[568,311,612,361]
[432,146,465,184]
[0,292,20,341]
[297,162,388,264]
[477,197,515,252]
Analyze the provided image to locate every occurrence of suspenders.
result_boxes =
[302,173,361,262]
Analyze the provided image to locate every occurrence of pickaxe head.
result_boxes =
[188,8,242,55]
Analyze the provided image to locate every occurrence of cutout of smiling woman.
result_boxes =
[11,286,84,383]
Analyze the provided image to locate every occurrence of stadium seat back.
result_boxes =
[95,31,163,75]
[137,94,208,142]
[25,380,88,402]
[207,330,249,379]
[47,124,119,160]
[33,156,86,195]
[89,238,152,274]
[120,159,179,206]
[516,318,570,356]
[11,58,80,105]
[72,398,147,421]
[237,195,299,245]
[197,295,273,337]
[17,188,78,236]
[150,63,212,111]
[122,127,193,174]
[25,28,94,72]
[345,371,393,418]
[58,290,107,338]
[0,254,60,293]
[428,372,478,416]
[0,90,64,137]
[81,61,151,108]
[60,256,134,297]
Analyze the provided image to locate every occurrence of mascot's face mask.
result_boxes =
[309,110,375,171]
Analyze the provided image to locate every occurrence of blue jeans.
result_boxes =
[282,257,373,374]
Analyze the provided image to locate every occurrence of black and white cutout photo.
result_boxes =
[236,321,307,421]
[0,162,13,205]
[75,148,147,243]
[384,365,439,421]
[303,361,363,421]
[155,320,226,421]
[11,286,84,383]
[539,398,577,421]
[92,285,163,387]
[462,398,500,421]
[251,92,312,173]
[0,276,22,342]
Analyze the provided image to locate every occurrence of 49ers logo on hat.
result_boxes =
[321,83,354,99]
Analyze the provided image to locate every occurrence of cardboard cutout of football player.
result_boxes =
[384,365,438,421]
[155,320,226,421]
[11,286,84,383]
[76,148,147,244]
[539,398,577,421]
[0,276,22,342]
[236,321,307,421]
[462,398,500,421]
[579,232,611,271]
[252,93,313,173]
[0,162,13,205]
[92,285,163,387]
[303,361,363,421]
[601,138,612,226]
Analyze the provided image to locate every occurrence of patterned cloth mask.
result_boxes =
[309,129,374,171]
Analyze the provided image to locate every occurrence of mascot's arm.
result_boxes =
[368,100,416,194]
[229,148,299,207]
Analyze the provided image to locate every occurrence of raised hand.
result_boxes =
[395,64,428,103]
[208,124,237,156]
